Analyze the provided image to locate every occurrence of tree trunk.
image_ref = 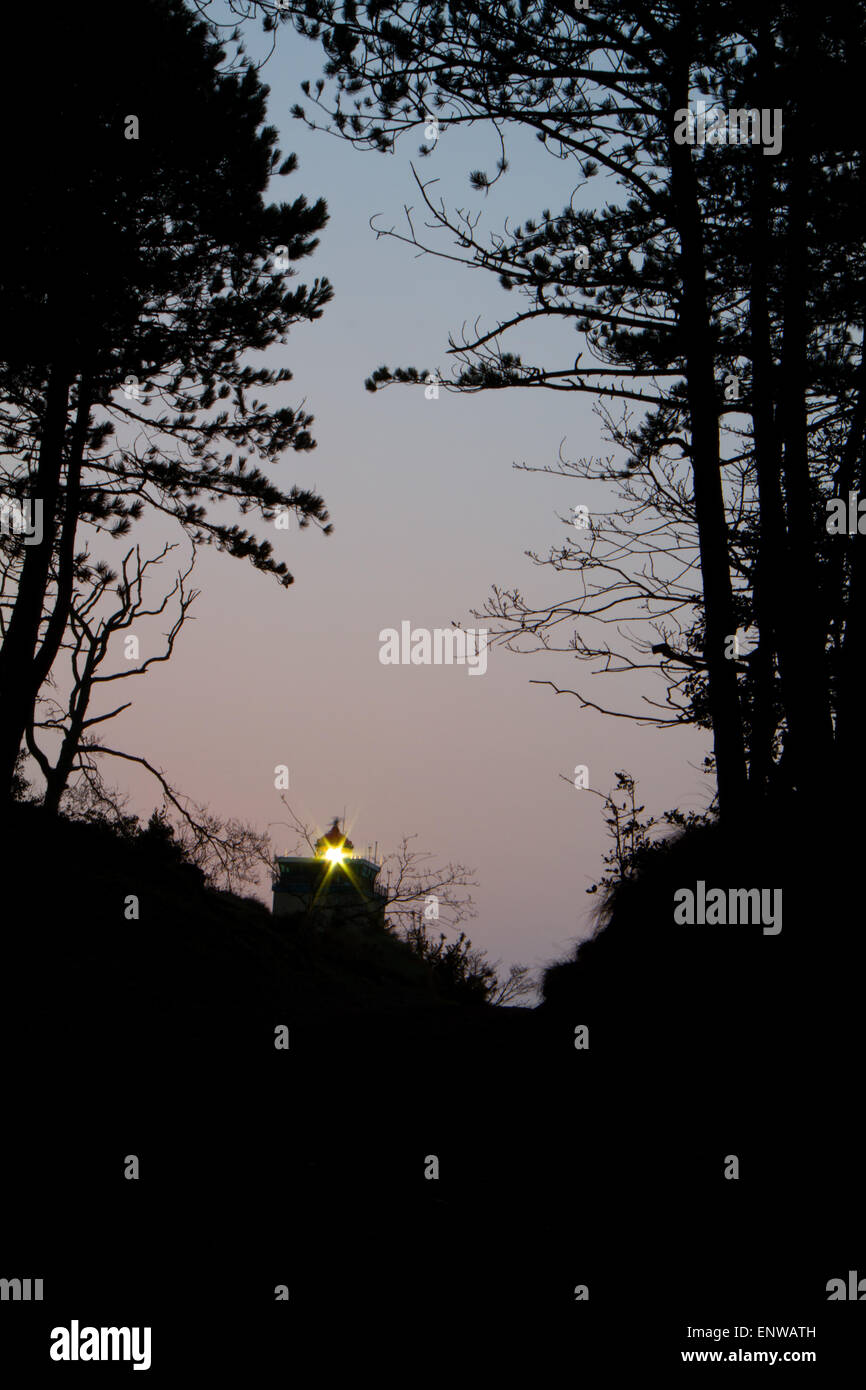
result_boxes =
[0,362,71,800]
[40,622,102,817]
[667,41,748,819]
[31,378,91,695]
[835,370,866,777]
[746,137,787,797]
[775,18,836,793]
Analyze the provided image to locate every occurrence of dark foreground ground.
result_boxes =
[1,805,863,1376]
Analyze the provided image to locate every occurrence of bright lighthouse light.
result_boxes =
[324,845,344,864]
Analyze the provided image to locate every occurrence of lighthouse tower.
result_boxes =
[272,819,387,927]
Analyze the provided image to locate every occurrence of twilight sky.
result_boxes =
[65,7,714,985]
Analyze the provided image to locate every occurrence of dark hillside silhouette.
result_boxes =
[1,801,546,1340]
[1,802,499,1056]
[536,809,864,1313]
[540,808,858,1041]
[3,798,861,1338]
[539,805,861,1127]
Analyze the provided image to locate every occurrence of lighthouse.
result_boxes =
[272,819,388,927]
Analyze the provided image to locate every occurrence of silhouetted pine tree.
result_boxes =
[0,0,333,801]
[264,0,866,815]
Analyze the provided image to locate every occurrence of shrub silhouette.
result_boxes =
[0,800,503,1057]
[537,808,863,1248]
[540,809,858,1101]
